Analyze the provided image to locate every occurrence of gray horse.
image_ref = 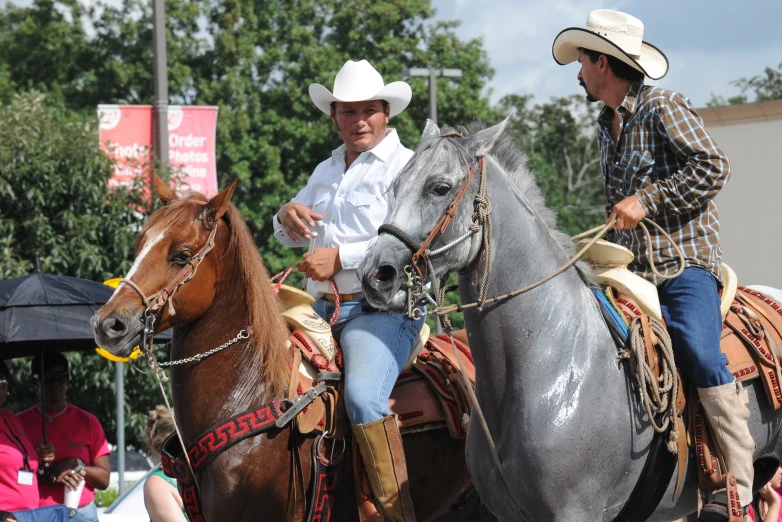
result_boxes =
[358,119,782,522]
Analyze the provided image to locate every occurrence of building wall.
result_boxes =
[698,100,782,289]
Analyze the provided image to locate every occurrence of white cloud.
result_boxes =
[433,0,782,108]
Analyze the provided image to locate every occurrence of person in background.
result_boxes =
[0,510,18,522]
[16,351,110,521]
[143,406,188,522]
[747,466,782,522]
[0,360,40,512]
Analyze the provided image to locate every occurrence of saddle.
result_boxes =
[276,286,476,440]
[583,240,782,519]
[276,285,476,521]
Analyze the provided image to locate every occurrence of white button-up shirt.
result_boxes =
[273,129,413,298]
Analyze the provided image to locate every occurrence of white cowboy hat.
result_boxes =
[309,60,412,117]
[552,9,668,80]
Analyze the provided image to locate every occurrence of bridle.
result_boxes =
[379,133,493,319]
[108,221,223,490]
[119,222,219,356]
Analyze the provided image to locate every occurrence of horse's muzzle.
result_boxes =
[92,310,143,357]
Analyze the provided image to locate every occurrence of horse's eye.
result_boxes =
[171,251,192,265]
[431,183,451,197]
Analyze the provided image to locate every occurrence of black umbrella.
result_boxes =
[0,272,171,358]
[0,272,172,444]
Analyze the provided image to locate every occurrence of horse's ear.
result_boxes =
[202,179,238,229]
[153,173,177,206]
[465,116,511,157]
[421,119,440,143]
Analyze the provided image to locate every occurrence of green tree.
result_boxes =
[707,62,782,107]
[0,91,144,279]
[0,0,501,441]
[0,91,163,449]
[501,94,605,235]
[0,0,500,273]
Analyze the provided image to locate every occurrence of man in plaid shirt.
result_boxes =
[554,9,753,521]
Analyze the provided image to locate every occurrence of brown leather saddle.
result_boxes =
[612,285,782,517]
[287,327,476,441]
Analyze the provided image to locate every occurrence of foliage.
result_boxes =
[0,0,501,277]
[707,62,782,107]
[0,91,165,449]
[94,487,120,508]
[501,94,605,235]
[0,91,145,279]
[0,0,610,443]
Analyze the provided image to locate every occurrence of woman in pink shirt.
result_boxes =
[749,466,782,522]
[0,360,40,512]
[17,351,110,521]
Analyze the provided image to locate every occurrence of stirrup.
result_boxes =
[699,501,747,522]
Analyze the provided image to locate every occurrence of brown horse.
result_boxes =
[92,178,492,522]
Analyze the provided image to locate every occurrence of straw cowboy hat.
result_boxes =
[552,9,669,80]
[309,59,412,117]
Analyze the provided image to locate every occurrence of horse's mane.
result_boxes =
[422,123,578,259]
[139,195,289,399]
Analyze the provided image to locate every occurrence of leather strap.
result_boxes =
[640,314,660,380]
[322,292,363,302]
[409,157,481,279]
[673,416,688,500]
[121,224,219,317]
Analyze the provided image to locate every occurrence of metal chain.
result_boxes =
[157,329,250,367]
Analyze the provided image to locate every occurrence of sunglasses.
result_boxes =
[35,373,69,384]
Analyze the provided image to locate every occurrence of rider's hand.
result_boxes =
[278,202,324,244]
[609,195,647,229]
[299,248,342,281]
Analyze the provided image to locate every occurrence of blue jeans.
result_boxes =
[313,298,425,424]
[658,267,735,388]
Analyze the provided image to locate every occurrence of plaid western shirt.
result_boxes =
[597,81,730,285]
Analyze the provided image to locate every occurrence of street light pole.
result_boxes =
[152,0,169,167]
[404,67,463,124]
[428,67,437,124]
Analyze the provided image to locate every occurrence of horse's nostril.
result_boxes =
[373,265,397,283]
[102,316,128,338]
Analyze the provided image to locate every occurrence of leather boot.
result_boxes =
[698,381,755,522]
[352,415,416,522]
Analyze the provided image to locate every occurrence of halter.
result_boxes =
[114,221,220,493]
[121,223,218,317]
[379,132,491,317]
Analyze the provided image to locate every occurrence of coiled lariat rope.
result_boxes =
[621,318,680,454]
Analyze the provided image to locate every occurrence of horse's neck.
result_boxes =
[170,252,287,441]
[458,172,607,418]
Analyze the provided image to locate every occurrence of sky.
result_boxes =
[431,0,782,109]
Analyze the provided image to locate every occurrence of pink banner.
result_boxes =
[97,105,153,191]
[168,106,219,197]
[97,105,219,197]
